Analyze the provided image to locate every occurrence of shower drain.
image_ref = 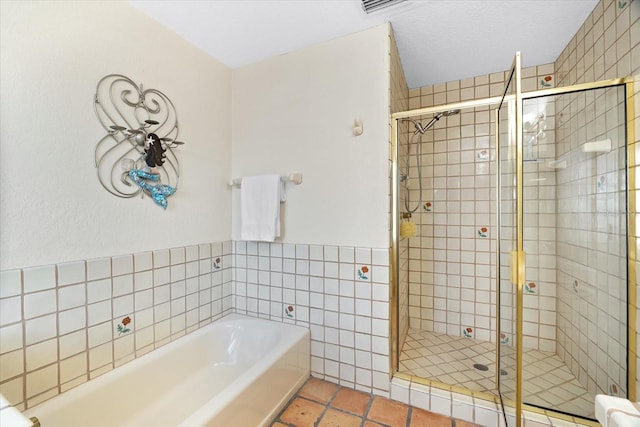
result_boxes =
[473,364,508,375]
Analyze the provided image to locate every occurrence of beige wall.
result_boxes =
[231,25,391,249]
[0,1,233,270]
[0,0,234,409]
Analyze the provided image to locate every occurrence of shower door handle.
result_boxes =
[510,251,526,286]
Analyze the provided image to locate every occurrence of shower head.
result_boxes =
[401,109,461,135]
[420,109,461,133]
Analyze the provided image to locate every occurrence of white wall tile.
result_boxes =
[23,265,55,293]
[112,255,133,277]
[170,247,185,265]
[0,323,23,354]
[0,349,23,382]
[25,314,56,345]
[59,353,87,384]
[87,322,112,348]
[155,249,171,267]
[339,247,355,263]
[89,342,112,370]
[88,301,111,326]
[26,364,57,399]
[58,330,86,360]
[57,261,85,286]
[0,376,23,406]
[25,339,57,371]
[0,270,22,298]
[25,290,57,319]
[0,296,22,326]
[87,278,111,303]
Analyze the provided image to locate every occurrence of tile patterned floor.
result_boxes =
[501,346,594,419]
[271,377,482,427]
[398,328,594,420]
[399,328,496,393]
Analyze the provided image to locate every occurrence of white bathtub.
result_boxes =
[24,314,310,427]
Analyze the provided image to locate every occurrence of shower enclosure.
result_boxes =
[390,53,635,426]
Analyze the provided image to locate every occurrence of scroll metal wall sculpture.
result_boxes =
[94,74,185,209]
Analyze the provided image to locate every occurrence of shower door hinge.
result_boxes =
[510,251,526,286]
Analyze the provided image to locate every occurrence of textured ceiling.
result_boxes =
[129,0,598,89]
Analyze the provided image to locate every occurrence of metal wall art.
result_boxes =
[94,74,185,209]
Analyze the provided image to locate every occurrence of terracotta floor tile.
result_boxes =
[409,407,452,427]
[318,408,363,427]
[330,387,372,416]
[279,397,326,427]
[271,423,288,427]
[363,422,385,427]
[367,396,409,427]
[298,377,339,404]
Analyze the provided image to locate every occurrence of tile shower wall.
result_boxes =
[232,241,392,396]
[521,97,559,354]
[553,0,639,398]
[0,242,233,410]
[401,104,497,342]
[403,65,557,349]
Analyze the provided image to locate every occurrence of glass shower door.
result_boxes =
[520,83,629,422]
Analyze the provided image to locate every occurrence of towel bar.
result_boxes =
[228,173,303,187]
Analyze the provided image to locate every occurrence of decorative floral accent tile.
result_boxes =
[618,0,628,10]
[357,266,369,280]
[462,327,473,338]
[524,282,536,294]
[117,316,132,335]
[573,279,579,293]
[540,75,553,88]
[597,175,606,193]
[213,257,222,269]
[284,305,294,318]
[477,227,488,238]
[610,383,619,396]
[423,201,432,212]
[500,333,510,344]
[477,149,489,161]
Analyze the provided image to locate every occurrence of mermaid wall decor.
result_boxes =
[94,74,185,209]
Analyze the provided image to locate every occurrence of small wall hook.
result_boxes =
[353,119,363,136]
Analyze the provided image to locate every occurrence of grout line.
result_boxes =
[311,380,342,426]
[362,392,376,425]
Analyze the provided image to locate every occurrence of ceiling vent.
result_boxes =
[361,0,407,14]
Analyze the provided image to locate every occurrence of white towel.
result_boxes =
[240,174,286,242]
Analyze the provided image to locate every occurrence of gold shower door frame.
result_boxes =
[497,51,523,427]
[389,66,635,426]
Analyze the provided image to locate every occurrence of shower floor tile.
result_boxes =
[398,328,594,420]
[399,328,496,393]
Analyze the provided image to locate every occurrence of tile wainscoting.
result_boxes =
[0,239,589,426]
[0,241,233,410]
[232,241,392,397]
